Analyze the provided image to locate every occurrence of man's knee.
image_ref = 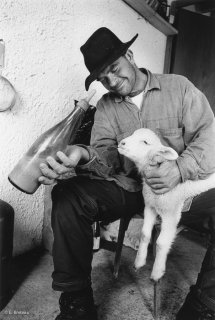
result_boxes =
[202,207,215,231]
[51,178,98,225]
[51,182,66,202]
[199,207,215,243]
[51,180,78,223]
[51,178,79,203]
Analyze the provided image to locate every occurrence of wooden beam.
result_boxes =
[170,0,210,15]
[169,0,214,23]
[163,36,174,74]
[195,1,215,13]
[123,0,178,36]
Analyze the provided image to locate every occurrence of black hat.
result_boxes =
[80,27,138,90]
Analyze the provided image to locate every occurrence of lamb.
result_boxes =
[118,128,215,282]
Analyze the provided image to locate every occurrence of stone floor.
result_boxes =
[0,229,208,320]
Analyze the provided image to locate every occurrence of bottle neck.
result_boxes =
[64,104,86,126]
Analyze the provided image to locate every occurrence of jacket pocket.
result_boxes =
[116,130,135,143]
[156,128,185,155]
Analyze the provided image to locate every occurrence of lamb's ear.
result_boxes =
[156,146,178,160]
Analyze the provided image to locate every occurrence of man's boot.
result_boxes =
[176,285,215,320]
[55,286,98,320]
[176,242,215,320]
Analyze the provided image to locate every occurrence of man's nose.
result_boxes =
[107,73,118,87]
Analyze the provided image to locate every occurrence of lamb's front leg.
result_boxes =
[151,211,181,282]
[134,206,157,270]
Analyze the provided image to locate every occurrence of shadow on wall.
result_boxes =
[8,247,45,307]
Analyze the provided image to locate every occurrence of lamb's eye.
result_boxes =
[142,140,149,145]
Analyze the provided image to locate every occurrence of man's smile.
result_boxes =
[111,80,125,92]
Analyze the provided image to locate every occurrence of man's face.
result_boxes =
[97,53,136,96]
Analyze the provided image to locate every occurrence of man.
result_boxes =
[39,27,215,320]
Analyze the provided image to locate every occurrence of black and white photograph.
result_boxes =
[0,0,215,319]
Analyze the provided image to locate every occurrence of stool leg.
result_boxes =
[154,280,161,320]
[113,218,128,279]
[152,225,161,320]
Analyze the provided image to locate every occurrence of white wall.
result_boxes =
[0,0,166,255]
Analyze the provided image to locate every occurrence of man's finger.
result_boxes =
[149,183,165,190]
[39,163,59,179]
[38,176,56,185]
[152,188,169,195]
[46,156,69,175]
[84,89,96,103]
[56,151,76,167]
[145,171,161,179]
[146,178,163,185]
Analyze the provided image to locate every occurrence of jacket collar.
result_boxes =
[114,68,160,103]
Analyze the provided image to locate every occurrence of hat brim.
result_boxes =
[85,33,138,91]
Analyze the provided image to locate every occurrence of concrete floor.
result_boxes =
[0,229,208,320]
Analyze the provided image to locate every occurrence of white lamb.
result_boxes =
[118,128,215,282]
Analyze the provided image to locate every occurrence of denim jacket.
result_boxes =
[77,69,215,211]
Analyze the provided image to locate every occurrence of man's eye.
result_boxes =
[112,68,118,73]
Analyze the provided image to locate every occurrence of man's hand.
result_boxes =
[38,145,90,185]
[145,160,181,194]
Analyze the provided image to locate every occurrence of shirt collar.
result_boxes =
[114,68,161,103]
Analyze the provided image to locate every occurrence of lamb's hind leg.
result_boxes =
[134,206,157,270]
[151,211,181,282]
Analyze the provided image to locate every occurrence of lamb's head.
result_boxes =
[118,128,178,171]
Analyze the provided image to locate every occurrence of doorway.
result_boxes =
[170,8,215,112]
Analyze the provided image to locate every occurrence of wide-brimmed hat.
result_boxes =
[80,27,138,90]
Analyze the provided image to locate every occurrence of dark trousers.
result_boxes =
[51,176,215,310]
[51,176,143,292]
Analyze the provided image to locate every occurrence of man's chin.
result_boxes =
[114,85,130,97]
[119,88,130,96]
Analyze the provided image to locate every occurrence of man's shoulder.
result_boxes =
[155,72,189,84]
[153,72,191,93]
[96,92,118,109]
[100,92,117,101]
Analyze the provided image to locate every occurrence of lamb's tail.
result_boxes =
[178,172,215,201]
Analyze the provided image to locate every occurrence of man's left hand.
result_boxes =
[144,160,181,194]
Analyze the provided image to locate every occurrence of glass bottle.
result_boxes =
[8,91,95,194]
[93,221,100,252]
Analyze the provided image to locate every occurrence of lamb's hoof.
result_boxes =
[134,258,146,271]
[150,276,161,284]
[133,265,139,272]
[150,268,165,282]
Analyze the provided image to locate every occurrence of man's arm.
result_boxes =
[75,99,121,177]
[176,79,215,181]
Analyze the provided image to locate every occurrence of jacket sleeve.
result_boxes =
[176,79,215,181]
[75,99,121,178]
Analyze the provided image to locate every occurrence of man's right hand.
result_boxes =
[38,145,90,185]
